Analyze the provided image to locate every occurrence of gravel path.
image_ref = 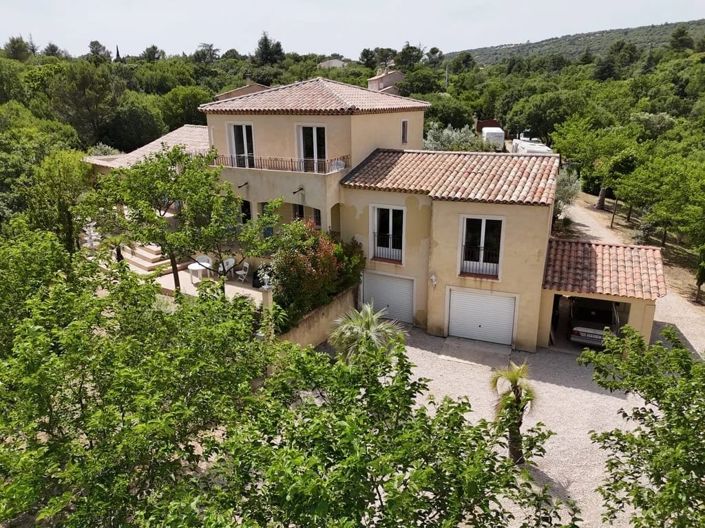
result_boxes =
[406,329,633,527]
[565,203,705,358]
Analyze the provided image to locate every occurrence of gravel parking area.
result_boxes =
[405,328,636,527]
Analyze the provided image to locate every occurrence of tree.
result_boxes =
[395,42,424,71]
[22,150,94,253]
[86,40,112,64]
[3,36,31,62]
[106,145,212,290]
[490,361,536,464]
[139,44,166,62]
[696,35,705,53]
[0,58,26,104]
[253,32,284,66]
[192,42,220,64]
[0,219,70,357]
[423,123,494,151]
[506,90,582,144]
[329,303,405,360]
[553,169,581,219]
[421,93,472,128]
[41,42,66,58]
[158,85,210,130]
[396,66,441,95]
[425,46,444,67]
[358,47,376,69]
[103,90,166,151]
[579,327,705,527]
[696,245,705,302]
[0,258,275,526]
[177,170,280,283]
[578,47,594,64]
[670,26,694,51]
[448,51,475,73]
[49,60,123,145]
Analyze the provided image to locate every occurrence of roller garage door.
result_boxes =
[448,290,515,345]
[363,272,413,323]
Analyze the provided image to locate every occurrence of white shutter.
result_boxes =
[363,272,413,323]
[449,291,515,345]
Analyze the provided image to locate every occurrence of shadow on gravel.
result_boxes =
[651,321,701,361]
[528,466,574,503]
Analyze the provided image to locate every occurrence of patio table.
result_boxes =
[187,261,208,284]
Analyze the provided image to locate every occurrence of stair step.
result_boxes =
[121,245,165,263]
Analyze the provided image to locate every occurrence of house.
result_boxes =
[214,81,269,101]
[89,77,666,351]
[318,58,346,69]
[199,77,428,231]
[367,69,405,95]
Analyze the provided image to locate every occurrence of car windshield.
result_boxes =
[573,306,613,325]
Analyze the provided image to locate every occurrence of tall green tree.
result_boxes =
[103,91,166,151]
[580,327,705,527]
[22,150,94,253]
[50,60,123,145]
[670,26,695,51]
[253,32,285,66]
[158,85,210,130]
[2,36,32,62]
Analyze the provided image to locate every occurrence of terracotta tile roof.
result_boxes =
[199,78,430,115]
[342,149,559,205]
[85,125,210,169]
[543,238,667,300]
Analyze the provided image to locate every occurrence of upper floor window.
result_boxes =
[299,125,326,173]
[461,217,502,277]
[231,124,254,168]
[373,206,403,262]
[401,120,409,144]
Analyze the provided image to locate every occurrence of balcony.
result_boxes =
[214,154,350,174]
[461,245,499,277]
[373,232,403,262]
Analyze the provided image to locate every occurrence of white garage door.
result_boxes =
[363,272,413,323]
[449,290,515,345]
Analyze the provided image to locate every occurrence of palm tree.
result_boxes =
[490,361,535,464]
[329,303,405,359]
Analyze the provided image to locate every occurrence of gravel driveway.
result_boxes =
[565,203,705,358]
[406,329,634,527]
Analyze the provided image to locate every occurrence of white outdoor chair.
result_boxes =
[219,258,236,278]
[235,262,250,283]
[195,255,213,277]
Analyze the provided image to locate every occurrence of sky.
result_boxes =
[2,0,705,59]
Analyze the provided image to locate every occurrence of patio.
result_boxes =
[155,269,264,305]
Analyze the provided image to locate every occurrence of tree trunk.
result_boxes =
[661,228,668,247]
[508,422,524,465]
[596,187,608,210]
[169,253,181,292]
[627,203,633,222]
[115,245,124,262]
[610,198,619,229]
[697,285,702,303]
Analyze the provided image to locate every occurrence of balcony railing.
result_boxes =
[374,232,403,262]
[214,154,350,174]
[461,245,499,277]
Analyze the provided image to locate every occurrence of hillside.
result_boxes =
[455,18,705,64]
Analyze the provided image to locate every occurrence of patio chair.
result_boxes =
[195,255,213,277]
[219,258,236,278]
[235,261,250,283]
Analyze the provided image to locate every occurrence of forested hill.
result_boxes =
[454,18,705,64]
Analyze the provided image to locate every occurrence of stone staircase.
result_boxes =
[121,244,188,275]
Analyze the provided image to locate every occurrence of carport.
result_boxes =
[538,238,667,348]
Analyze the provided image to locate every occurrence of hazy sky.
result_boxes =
[3,0,705,59]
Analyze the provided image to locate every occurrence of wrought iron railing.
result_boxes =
[461,245,499,277]
[214,154,350,174]
[373,232,403,262]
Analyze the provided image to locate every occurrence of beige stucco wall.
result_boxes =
[350,111,425,166]
[537,289,657,347]
[207,113,352,161]
[426,201,553,352]
[279,286,357,347]
[339,188,432,326]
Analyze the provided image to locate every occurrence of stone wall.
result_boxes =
[279,286,357,347]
